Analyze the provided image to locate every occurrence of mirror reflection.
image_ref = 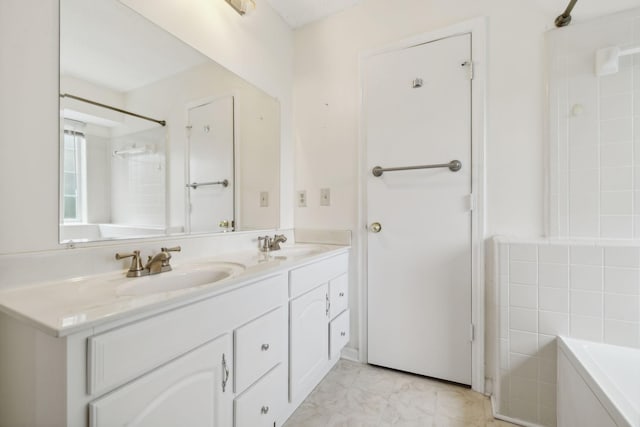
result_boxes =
[59,0,280,243]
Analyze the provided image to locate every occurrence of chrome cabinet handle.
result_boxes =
[326,293,330,317]
[339,292,345,297]
[261,343,270,351]
[261,406,270,414]
[370,222,382,233]
[340,331,346,337]
[222,353,230,392]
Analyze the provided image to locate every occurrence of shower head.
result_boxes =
[596,46,640,76]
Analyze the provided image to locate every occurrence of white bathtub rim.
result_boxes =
[558,336,637,427]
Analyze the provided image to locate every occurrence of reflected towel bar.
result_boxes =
[186,180,229,189]
[372,160,462,177]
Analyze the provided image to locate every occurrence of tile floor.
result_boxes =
[283,360,519,427]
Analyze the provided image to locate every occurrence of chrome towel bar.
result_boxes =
[371,160,462,177]
[186,179,229,189]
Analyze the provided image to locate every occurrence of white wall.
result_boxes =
[292,0,552,361]
[0,0,293,255]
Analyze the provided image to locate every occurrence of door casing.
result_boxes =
[357,17,487,393]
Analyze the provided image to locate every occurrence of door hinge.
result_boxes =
[466,193,475,212]
[470,324,475,342]
[461,61,474,80]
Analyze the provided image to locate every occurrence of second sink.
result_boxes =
[116,262,246,296]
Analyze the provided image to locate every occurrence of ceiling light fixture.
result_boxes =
[225,0,256,16]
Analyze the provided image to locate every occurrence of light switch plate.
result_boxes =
[260,191,269,207]
[297,190,307,207]
[320,188,330,206]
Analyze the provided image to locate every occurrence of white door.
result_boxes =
[187,97,234,233]
[89,334,233,427]
[365,34,472,385]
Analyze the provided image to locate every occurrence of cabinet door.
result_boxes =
[89,334,233,427]
[289,284,329,401]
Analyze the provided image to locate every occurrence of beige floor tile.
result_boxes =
[283,360,520,427]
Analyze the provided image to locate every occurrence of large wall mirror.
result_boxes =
[59,0,280,243]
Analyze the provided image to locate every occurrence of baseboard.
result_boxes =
[490,395,544,427]
[340,346,359,362]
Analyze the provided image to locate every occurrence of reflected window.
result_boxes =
[62,130,86,222]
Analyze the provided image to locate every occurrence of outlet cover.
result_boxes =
[320,188,330,206]
[260,191,269,207]
[297,190,307,207]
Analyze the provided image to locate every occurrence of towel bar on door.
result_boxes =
[186,179,229,189]
[371,160,461,177]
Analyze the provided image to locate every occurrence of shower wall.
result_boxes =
[548,7,640,239]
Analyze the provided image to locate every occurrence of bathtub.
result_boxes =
[557,336,640,427]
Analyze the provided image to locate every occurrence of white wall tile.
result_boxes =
[510,261,537,285]
[604,246,640,267]
[510,376,539,402]
[510,244,537,262]
[510,330,538,356]
[570,246,603,265]
[601,167,632,191]
[570,315,603,341]
[600,191,633,215]
[604,293,640,322]
[601,215,633,239]
[599,93,632,120]
[537,334,557,360]
[539,358,557,385]
[600,124,632,145]
[604,319,640,347]
[539,245,568,264]
[604,267,640,294]
[509,353,538,380]
[568,192,599,237]
[599,66,632,96]
[510,307,538,333]
[510,284,538,309]
[539,311,569,336]
[538,263,568,288]
[570,264,603,291]
[510,398,539,424]
[570,290,603,317]
[568,146,598,170]
[539,287,569,313]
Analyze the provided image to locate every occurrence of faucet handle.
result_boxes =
[159,246,180,268]
[258,236,272,251]
[161,246,181,253]
[115,250,144,276]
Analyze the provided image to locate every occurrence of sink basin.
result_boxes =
[116,262,246,296]
[268,245,325,258]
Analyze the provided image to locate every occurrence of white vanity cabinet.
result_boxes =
[287,253,350,406]
[0,246,351,427]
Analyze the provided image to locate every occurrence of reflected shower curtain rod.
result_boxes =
[59,93,167,127]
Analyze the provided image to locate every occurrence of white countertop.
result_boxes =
[0,244,349,337]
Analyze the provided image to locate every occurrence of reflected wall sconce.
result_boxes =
[225,0,256,15]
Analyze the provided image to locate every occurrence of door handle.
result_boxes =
[370,222,382,233]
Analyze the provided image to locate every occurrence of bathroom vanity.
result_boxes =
[0,244,349,427]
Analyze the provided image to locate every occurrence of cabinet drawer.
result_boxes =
[234,364,286,427]
[88,274,287,396]
[234,306,285,393]
[329,309,350,359]
[289,253,348,298]
[329,274,348,319]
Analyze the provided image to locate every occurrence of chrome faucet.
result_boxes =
[258,234,287,252]
[116,246,181,277]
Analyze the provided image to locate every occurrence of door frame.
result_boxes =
[357,17,487,392]
[184,92,239,234]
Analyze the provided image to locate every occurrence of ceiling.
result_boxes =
[263,0,362,28]
[264,0,640,29]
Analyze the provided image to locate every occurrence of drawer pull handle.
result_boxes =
[222,353,230,392]
[261,343,270,351]
[339,292,345,297]
[340,331,346,336]
[261,405,270,414]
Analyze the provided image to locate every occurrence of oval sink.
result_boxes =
[269,245,324,258]
[116,262,246,296]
